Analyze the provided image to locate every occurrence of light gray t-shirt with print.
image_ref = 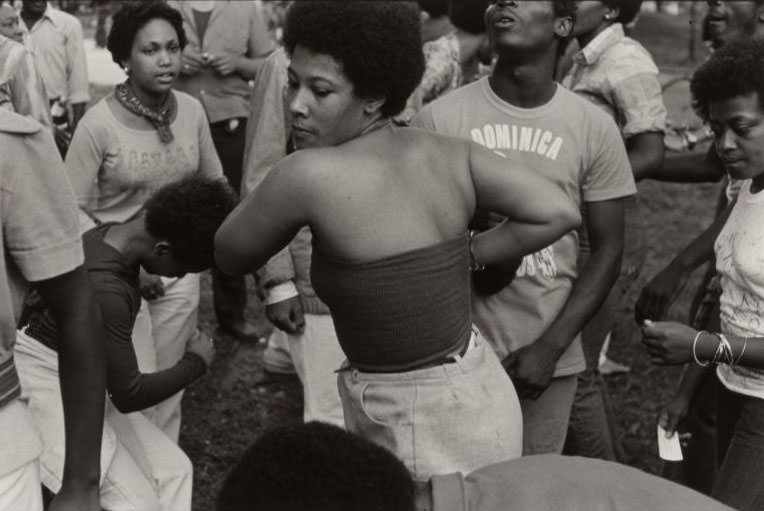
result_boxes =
[414,79,635,376]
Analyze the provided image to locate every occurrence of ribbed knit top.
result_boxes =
[311,235,472,372]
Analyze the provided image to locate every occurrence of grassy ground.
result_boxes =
[86,6,722,509]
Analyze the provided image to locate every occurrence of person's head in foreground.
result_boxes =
[282,1,424,149]
[217,422,416,511]
[703,0,764,49]
[691,37,764,191]
[140,177,236,278]
[485,0,576,59]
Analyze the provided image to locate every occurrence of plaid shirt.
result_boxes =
[562,23,666,139]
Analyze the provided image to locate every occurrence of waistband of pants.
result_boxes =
[339,328,485,381]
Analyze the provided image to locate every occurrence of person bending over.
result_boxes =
[16,177,235,511]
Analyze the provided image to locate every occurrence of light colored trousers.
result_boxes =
[132,273,200,442]
[15,330,193,511]
[268,313,345,427]
[338,329,523,480]
[0,460,43,511]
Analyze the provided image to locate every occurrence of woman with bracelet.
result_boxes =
[216,1,580,479]
[644,38,764,511]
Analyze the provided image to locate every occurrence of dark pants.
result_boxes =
[210,118,249,326]
[565,196,645,461]
[662,283,720,495]
[713,385,764,511]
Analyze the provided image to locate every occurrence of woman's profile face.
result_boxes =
[126,18,182,96]
[709,92,764,183]
[286,45,373,149]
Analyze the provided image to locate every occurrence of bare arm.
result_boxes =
[506,198,626,399]
[628,132,665,182]
[37,267,105,510]
[468,142,581,267]
[651,145,725,183]
[644,321,764,370]
[216,155,310,276]
[635,202,734,322]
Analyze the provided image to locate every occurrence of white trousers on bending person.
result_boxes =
[15,329,193,511]
[132,273,200,442]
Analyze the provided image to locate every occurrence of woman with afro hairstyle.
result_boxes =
[646,37,764,511]
[217,1,580,479]
[63,1,224,443]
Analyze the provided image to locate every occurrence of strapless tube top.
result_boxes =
[311,235,472,372]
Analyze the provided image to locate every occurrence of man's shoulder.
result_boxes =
[0,110,42,135]
[428,78,485,112]
[556,85,620,131]
[47,7,83,31]
[602,37,659,76]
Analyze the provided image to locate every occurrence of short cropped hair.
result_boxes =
[282,1,425,118]
[144,177,236,271]
[107,2,187,66]
[553,0,577,23]
[691,37,764,121]
[218,422,416,511]
[602,0,643,25]
[449,0,490,34]
[419,0,449,18]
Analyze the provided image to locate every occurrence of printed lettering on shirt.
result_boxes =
[126,144,197,183]
[469,123,564,161]
[469,124,563,281]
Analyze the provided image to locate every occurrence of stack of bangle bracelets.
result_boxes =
[692,330,748,368]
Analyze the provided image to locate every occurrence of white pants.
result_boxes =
[268,314,345,427]
[14,330,193,511]
[132,273,200,442]
[0,460,42,511]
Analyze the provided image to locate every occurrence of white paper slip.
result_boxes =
[657,424,683,461]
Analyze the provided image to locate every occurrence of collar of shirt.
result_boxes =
[573,23,625,67]
[428,473,467,511]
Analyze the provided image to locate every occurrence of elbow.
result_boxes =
[557,203,581,233]
[108,392,140,414]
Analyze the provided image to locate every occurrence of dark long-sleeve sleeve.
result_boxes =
[98,287,205,413]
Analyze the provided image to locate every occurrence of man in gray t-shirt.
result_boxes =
[414,0,635,455]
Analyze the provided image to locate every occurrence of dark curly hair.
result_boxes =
[218,422,415,511]
[107,2,187,67]
[419,0,449,18]
[601,0,642,25]
[283,1,425,118]
[449,0,490,34]
[144,177,236,272]
[691,37,764,121]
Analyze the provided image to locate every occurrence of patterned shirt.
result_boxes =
[562,23,666,139]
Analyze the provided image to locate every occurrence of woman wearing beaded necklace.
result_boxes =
[64,2,223,443]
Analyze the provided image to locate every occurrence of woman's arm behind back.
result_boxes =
[468,141,581,266]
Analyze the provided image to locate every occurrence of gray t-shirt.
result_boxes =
[414,79,635,376]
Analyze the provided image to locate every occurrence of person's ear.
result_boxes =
[554,15,573,38]
[153,241,171,256]
[363,97,386,116]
